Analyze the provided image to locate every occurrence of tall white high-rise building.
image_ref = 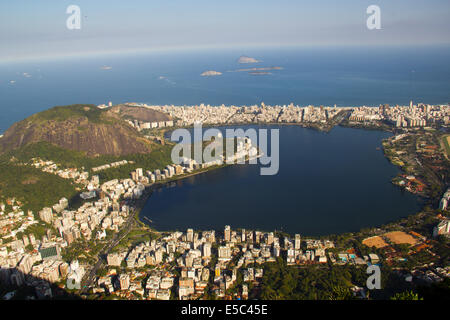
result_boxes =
[224,225,231,242]
[203,242,211,257]
[266,232,274,245]
[186,228,194,242]
[295,234,301,250]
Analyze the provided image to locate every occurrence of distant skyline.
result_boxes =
[1,0,450,62]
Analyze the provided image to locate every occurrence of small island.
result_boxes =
[200,70,222,77]
[237,55,260,64]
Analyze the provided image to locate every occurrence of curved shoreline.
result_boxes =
[136,124,429,238]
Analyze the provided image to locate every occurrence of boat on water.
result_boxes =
[143,216,153,223]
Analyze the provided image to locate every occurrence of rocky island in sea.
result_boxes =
[201,70,223,77]
[237,55,260,63]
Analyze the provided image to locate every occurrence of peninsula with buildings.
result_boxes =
[0,101,449,300]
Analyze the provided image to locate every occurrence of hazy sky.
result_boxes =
[1,0,449,62]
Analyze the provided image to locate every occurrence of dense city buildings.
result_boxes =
[122,102,449,130]
[140,102,345,126]
[0,101,449,300]
[349,102,449,128]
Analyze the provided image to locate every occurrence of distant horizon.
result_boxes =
[3,43,450,64]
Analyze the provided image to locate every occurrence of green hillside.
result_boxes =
[0,104,154,156]
[28,104,106,123]
[0,160,78,213]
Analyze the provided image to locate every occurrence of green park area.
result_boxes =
[442,135,450,158]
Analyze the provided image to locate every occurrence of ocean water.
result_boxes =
[1,45,450,133]
[0,46,435,235]
[140,125,421,236]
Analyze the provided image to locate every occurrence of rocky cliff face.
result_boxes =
[0,105,155,156]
